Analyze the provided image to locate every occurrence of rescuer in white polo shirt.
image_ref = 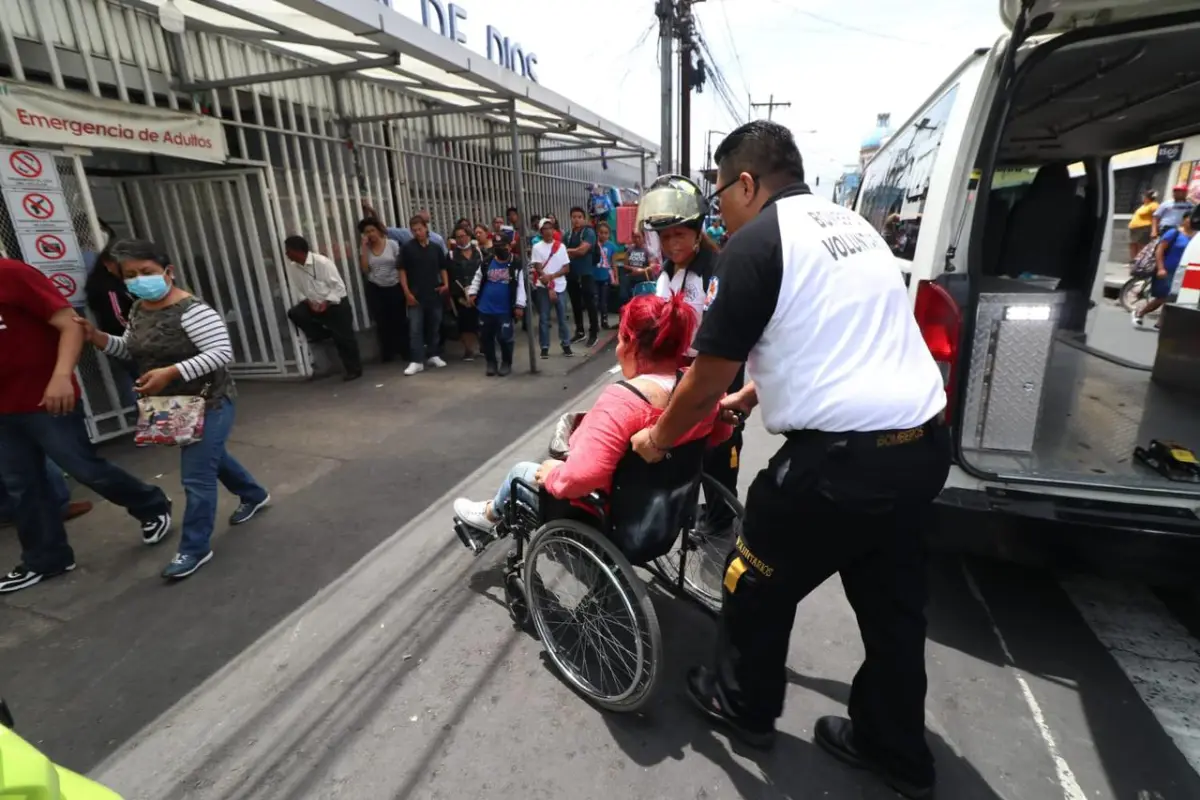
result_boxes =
[632,121,949,800]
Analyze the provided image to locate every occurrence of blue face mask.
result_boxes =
[125,274,170,301]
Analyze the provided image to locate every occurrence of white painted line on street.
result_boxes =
[1063,576,1200,774]
[962,563,1088,800]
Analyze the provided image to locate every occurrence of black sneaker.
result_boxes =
[572,331,586,343]
[343,369,363,382]
[486,362,498,376]
[540,348,549,360]
[562,345,575,358]
[0,563,75,594]
[586,335,598,349]
[498,363,512,376]
[141,503,173,545]
[600,318,610,329]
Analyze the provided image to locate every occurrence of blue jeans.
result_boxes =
[0,410,169,573]
[0,459,70,521]
[536,287,570,350]
[493,461,540,517]
[407,299,443,362]
[179,399,267,558]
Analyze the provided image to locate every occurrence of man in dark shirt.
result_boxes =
[0,259,171,594]
[399,215,451,376]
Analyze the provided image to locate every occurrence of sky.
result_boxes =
[386,0,1008,197]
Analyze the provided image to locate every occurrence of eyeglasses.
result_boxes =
[707,173,758,206]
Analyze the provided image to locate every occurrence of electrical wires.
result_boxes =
[691,16,746,126]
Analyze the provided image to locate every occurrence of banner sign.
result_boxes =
[0,79,227,164]
[0,146,87,305]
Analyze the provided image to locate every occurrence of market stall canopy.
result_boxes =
[126,0,657,159]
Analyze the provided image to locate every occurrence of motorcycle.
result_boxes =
[0,698,123,799]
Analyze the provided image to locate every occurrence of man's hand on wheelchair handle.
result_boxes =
[719,382,758,422]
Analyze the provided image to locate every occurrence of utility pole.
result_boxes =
[656,0,674,175]
[675,0,705,179]
[749,93,791,121]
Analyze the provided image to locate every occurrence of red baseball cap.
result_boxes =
[1174,183,1188,192]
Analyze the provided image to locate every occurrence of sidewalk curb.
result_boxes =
[566,329,618,374]
[90,366,619,789]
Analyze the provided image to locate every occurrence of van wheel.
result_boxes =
[1119,277,1149,312]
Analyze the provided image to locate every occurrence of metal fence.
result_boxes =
[1,0,639,311]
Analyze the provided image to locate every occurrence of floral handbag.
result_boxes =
[134,391,207,446]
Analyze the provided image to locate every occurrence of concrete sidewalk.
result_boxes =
[0,339,616,770]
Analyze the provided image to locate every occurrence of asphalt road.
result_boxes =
[76,370,1200,800]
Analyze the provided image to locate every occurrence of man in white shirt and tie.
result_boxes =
[284,235,363,381]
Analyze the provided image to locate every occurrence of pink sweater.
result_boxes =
[543,383,733,500]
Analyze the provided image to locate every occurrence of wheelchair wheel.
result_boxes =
[652,473,742,614]
[524,519,662,712]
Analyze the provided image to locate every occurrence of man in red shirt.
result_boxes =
[0,259,172,594]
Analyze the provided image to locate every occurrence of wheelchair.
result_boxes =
[453,437,743,712]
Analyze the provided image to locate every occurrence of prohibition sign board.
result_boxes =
[23,192,55,221]
[4,189,70,232]
[35,233,67,261]
[9,150,43,180]
[0,146,60,191]
[49,272,78,298]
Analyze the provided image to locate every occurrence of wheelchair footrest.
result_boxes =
[454,519,497,556]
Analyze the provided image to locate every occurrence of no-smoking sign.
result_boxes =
[49,272,78,298]
[0,146,60,191]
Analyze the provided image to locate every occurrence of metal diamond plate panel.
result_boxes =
[982,319,1056,451]
[960,289,1064,453]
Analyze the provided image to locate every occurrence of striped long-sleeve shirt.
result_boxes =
[103,300,235,386]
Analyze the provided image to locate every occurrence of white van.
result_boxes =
[852,1,1200,582]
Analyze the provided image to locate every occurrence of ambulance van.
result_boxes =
[853,1,1200,582]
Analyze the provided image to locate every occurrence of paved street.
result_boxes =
[3,360,1188,799]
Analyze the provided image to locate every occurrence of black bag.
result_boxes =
[607,438,707,563]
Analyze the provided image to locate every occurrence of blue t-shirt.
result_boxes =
[566,227,597,278]
[594,241,617,282]
[476,257,517,316]
[1162,228,1192,274]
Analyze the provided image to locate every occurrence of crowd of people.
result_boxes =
[282,203,687,375]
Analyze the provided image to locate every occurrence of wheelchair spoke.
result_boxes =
[525,527,652,706]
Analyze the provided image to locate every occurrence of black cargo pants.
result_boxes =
[713,421,950,787]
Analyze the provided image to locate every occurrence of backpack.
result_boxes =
[1130,230,1175,278]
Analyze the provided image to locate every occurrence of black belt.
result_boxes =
[784,417,941,450]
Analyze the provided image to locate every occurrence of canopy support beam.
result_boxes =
[177,53,399,93]
[348,102,510,125]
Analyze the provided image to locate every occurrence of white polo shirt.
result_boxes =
[530,239,570,293]
[694,185,946,434]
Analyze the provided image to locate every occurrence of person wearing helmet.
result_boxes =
[1152,183,1194,238]
[637,175,745,537]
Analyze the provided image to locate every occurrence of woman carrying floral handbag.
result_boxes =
[77,239,270,581]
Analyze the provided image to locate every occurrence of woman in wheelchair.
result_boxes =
[452,292,731,535]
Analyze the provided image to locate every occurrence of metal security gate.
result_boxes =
[116,169,309,378]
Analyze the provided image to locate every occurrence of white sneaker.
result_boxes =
[404,362,424,376]
[1131,309,1144,328]
[453,498,495,532]
[427,356,447,369]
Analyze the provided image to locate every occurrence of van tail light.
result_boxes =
[913,280,962,422]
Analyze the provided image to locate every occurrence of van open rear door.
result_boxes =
[1000,0,1200,32]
